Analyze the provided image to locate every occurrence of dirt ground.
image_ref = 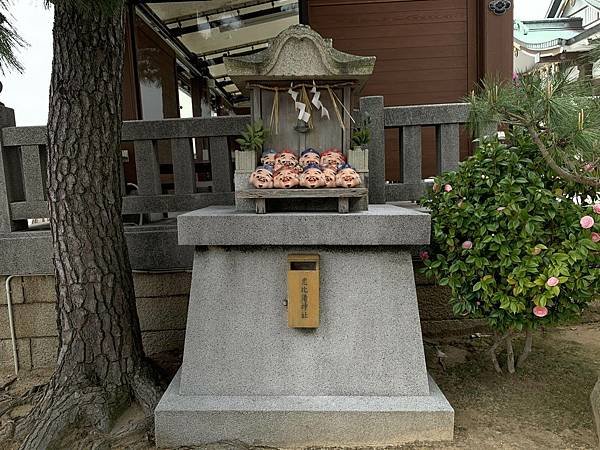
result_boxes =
[1,322,599,450]
[419,322,600,450]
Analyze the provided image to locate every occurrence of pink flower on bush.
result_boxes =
[496,206,505,212]
[593,203,600,214]
[592,232,600,243]
[546,277,559,287]
[419,250,430,261]
[444,184,452,192]
[533,306,548,318]
[584,163,595,172]
[462,240,473,250]
[580,215,595,229]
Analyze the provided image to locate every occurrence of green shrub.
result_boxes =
[351,123,371,148]
[235,120,268,153]
[420,135,599,372]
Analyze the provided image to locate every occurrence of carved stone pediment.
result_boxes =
[224,25,375,93]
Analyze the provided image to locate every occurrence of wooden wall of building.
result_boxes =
[308,0,513,181]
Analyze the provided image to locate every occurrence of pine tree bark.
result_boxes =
[13,3,163,448]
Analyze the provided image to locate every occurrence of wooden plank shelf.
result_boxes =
[236,188,368,214]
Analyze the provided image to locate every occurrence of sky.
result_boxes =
[2,0,554,126]
[514,0,553,20]
[2,1,53,126]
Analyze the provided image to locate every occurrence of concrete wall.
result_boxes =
[0,272,190,370]
[413,262,487,337]
[2,269,596,370]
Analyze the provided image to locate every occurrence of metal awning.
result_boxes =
[137,0,300,106]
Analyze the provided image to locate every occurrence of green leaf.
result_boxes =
[553,253,569,262]
[581,239,598,250]
[525,222,535,234]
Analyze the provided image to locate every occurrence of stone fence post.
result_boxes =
[359,96,385,204]
[0,101,24,233]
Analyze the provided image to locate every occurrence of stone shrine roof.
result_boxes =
[224,25,376,94]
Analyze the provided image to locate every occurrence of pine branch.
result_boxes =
[0,0,26,74]
[467,71,600,189]
[528,126,600,188]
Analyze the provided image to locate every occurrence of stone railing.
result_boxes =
[0,110,250,233]
[0,105,250,273]
[0,97,469,274]
[359,96,470,203]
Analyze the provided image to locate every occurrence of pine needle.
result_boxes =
[466,62,600,188]
[0,0,27,74]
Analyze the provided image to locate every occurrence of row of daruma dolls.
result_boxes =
[249,148,362,189]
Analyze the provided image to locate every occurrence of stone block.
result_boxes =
[137,296,188,332]
[0,225,195,275]
[180,247,429,397]
[133,272,191,298]
[31,337,58,368]
[0,231,55,275]
[384,103,470,127]
[21,275,56,303]
[0,303,58,339]
[0,338,32,371]
[155,370,453,448]
[142,330,186,355]
[178,205,431,246]
[0,276,24,304]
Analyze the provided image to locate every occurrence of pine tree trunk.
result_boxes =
[14,3,163,448]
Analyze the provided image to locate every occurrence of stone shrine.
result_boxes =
[154,25,454,447]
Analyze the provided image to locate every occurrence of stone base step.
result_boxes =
[155,369,454,448]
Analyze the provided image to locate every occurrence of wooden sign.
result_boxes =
[287,254,320,328]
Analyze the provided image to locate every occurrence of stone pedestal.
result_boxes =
[155,205,454,447]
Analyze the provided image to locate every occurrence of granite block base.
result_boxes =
[155,369,454,448]
[155,205,452,447]
[178,247,430,397]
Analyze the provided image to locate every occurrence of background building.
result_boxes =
[122,0,514,186]
[514,0,600,80]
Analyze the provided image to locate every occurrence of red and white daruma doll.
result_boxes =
[273,166,300,189]
[260,149,277,166]
[320,148,346,169]
[274,149,299,171]
[249,165,274,189]
[299,148,321,168]
[299,163,326,189]
[322,166,337,188]
[335,164,361,188]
